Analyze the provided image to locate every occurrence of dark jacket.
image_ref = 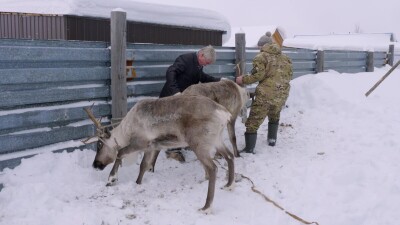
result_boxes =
[159,52,220,98]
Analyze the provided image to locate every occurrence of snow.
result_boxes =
[224,27,398,53]
[1,0,231,43]
[1,66,399,225]
[284,33,396,51]
[0,140,85,161]
[224,25,282,47]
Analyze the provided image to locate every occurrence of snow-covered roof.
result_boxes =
[283,33,395,51]
[1,0,231,43]
[224,25,286,47]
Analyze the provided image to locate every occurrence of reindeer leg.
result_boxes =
[193,149,217,213]
[106,157,122,186]
[202,164,210,180]
[136,151,157,184]
[150,150,161,172]
[227,119,240,157]
[217,145,235,190]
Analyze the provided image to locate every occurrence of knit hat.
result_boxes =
[257,31,273,47]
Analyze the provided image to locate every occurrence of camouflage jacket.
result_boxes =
[243,43,293,101]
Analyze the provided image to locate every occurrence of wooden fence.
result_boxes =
[0,12,390,172]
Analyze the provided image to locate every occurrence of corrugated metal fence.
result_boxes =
[0,39,110,170]
[0,38,389,171]
[324,50,386,73]
[395,52,400,64]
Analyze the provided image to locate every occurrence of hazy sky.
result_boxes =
[139,0,399,39]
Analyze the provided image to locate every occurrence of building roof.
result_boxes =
[283,33,396,51]
[2,0,231,43]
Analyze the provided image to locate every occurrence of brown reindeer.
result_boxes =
[86,94,234,212]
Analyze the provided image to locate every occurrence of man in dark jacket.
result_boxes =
[160,45,221,161]
[159,45,220,97]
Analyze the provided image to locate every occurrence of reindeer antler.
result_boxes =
[81,105,104,144]
[81,135,98,144]
[235,62,241,75]
[84,107,103,130]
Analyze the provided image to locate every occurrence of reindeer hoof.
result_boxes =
[106,177,118,186]
[222,183,235,191]
[199,207,212,215]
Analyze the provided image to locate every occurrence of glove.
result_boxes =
[220,77,229,81]
[235,76,244,85]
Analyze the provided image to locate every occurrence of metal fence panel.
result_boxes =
[0,103,110,134]
[0,39,110,167]
[0,124,96,154]
[0,38,392,172]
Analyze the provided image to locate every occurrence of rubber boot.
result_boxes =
[241,132,257,154]
[267,122,279,146]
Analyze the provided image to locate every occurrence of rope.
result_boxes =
[214,159,319,225]
[235,63,242,76]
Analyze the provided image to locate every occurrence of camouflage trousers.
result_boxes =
[245,93,286,133]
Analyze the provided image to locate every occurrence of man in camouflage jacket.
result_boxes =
[236,32,293,153]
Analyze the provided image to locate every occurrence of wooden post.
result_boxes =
[365,60,400,97]
[235,33,246,77]
[316,50,324,73]
[366,51,374,72]
[111,9,127,123]
[388,44,394,66]
[235,32,248,123]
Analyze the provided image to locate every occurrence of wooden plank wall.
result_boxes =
[0,12,65,40]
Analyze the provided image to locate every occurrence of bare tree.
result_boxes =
[354,23,363,33]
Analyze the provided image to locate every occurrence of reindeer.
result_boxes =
[86,94,235,212]
[183,79,249,157]
[135,79,248,173]
[104,79,248,190]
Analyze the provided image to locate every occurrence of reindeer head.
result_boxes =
[84,107,119,170]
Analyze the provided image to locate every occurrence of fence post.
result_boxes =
[235,33,246,77]
[110,9,127,123]
[366,51,374,72]
[316,50,324,73]
[388,44,394,66]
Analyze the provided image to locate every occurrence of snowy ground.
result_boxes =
[0,66,399,225]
